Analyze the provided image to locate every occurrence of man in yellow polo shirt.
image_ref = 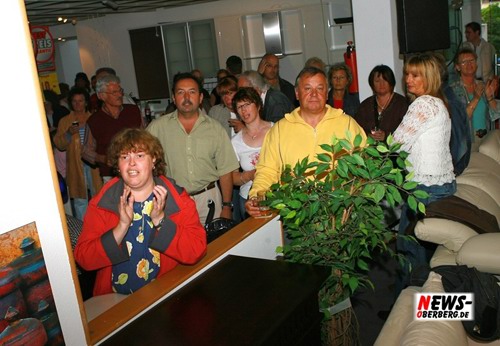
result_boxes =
[245,66,366,217]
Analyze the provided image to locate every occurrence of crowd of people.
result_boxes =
[45,20,499,298]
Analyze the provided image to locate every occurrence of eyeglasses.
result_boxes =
[103,87,124,96]
[459,59,476,66]
[236,102,252,112]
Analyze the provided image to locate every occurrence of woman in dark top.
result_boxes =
[355,65,409,141]
[327,63,360,116]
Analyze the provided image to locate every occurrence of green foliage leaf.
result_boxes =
[402,181,418,190]
[395,172,403,186]
[319,143,333,152]
[315,163,331,176]
[337,160,349,178]
[413,189,429,199]
[357,259,369,271]
[418,202,426,214]
[353,134,363,148]
[407,195,417,212]
[339,139,353,151]
[376,145,389,153]
[352,153,365,167]
[373,184,385,203]
[365,147,381,158]
[317,153,332,163]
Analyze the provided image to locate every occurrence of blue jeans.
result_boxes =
[395,181,456,296]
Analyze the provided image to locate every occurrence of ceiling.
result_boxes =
[24,0,218,27]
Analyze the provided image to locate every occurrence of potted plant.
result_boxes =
[266,132,426,345]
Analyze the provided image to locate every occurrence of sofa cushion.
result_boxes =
[479,129,500,164]
[456,170,500,206]
[455,184,500,225]
[456,233,500,275]
[415,218,477,252]
[465,152,500,181]
[374,286,422,346]
[401,272,468,346]
[430,245,458,268]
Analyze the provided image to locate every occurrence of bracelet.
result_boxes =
[487,97,495,102]
[153,217,165,230]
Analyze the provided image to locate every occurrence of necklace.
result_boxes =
[245,124,267,140]
[376,93,394,113]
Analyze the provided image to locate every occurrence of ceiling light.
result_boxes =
[63,18,68,23]
[58,17,63,22]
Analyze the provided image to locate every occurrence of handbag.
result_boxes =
[205,200,236,243]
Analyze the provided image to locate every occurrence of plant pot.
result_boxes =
[321,299,359,346]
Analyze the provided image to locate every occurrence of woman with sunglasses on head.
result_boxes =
[393,54,456,296]
[451,47,499,151]
[230,87,273,220]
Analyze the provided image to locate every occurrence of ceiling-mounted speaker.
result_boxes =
[396,0,450,54]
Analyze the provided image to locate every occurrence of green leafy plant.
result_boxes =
[266,132,427,316]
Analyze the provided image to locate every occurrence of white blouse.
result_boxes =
[231,132,262,199]
[393,95,455,186]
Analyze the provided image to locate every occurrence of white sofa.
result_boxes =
[375,130,500,345]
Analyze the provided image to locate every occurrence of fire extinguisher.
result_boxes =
[344,41,359,94]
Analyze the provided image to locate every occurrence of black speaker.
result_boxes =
[396,0,450,54]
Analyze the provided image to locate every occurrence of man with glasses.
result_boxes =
[463,21,497,82]
[83,75,143,182]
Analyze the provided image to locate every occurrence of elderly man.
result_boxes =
[238,70,294,123]
[258,53,297,106]
[245,67,366,217]
[83,74,142,181]
[463,22,497,82]
[147,73,239,224]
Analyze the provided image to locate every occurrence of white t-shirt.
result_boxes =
[231,132,262,199]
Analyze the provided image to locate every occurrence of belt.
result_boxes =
[190,181,216,196]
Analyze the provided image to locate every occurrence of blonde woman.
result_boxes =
[393,54,456,293]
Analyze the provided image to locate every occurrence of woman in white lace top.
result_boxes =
[393,54,456,295]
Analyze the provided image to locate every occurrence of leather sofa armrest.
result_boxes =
[456,233,500,275]
[414,218,477,252]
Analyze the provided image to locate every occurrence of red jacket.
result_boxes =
[74,176,207,296]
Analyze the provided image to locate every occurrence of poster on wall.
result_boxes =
[0,222,64,345]
[39,73,61,94]
[30,26,56,73]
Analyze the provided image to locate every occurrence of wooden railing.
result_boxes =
[87,214,281,345]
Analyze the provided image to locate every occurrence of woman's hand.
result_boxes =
[370,129,386,141]
[68,123,79,135]
[229,119,245,133]
[474,83,485,100]
[151,185,168,226]
[113,187,134,244]
[485,77,498,100]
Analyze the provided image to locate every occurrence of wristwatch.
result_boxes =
[222,201,234,208]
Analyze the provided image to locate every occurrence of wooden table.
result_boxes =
[102,255,329,345]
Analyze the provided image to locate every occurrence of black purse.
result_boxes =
[205,200,236,243]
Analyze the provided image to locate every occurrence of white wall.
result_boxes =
[3,1,86,345]
[352,0,404,100]
[52,0,355,99]
[55,38,84,86]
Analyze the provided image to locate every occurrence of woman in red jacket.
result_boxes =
[75,128,207,296]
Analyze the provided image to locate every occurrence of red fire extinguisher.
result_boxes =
[344,41,359,94]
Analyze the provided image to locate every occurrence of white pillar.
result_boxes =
[351,0,404,100]
[2,1,87,345]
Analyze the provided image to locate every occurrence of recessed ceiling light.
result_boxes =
[63,18,68,23]
[58,17,63,22]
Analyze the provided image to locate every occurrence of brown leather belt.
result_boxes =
[190,181,216,196]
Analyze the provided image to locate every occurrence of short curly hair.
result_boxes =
[107,129,166,177]
[327,63,353,89]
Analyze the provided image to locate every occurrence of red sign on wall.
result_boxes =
[30,26,55,72]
